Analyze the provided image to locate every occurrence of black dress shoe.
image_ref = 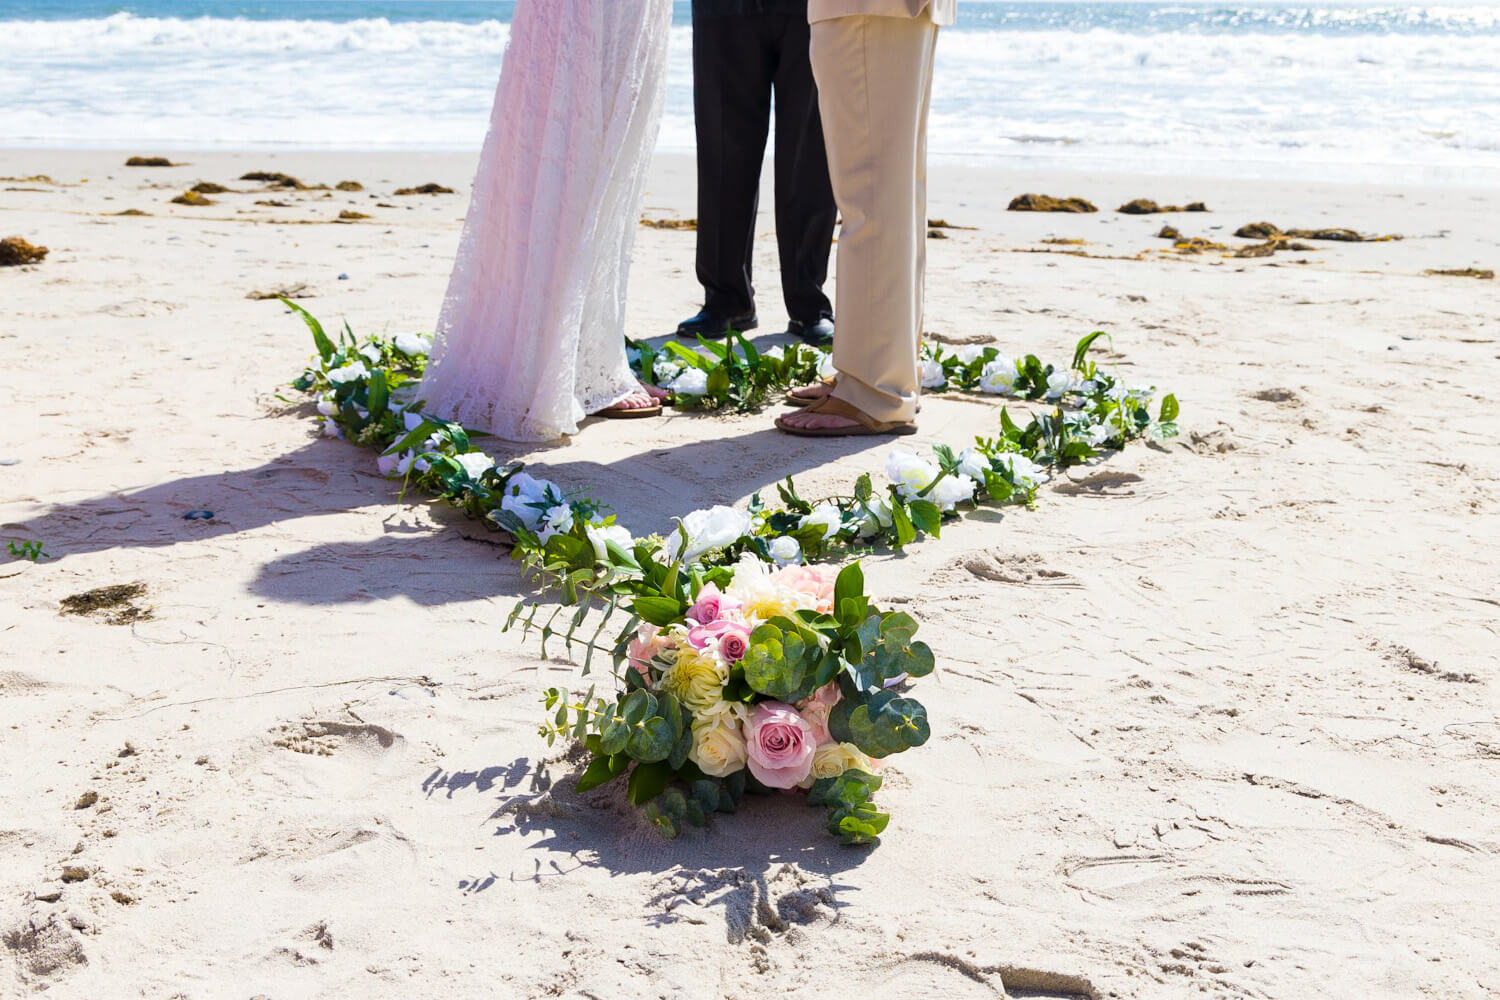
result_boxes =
[787,317,835,347]
[677,309,758,340]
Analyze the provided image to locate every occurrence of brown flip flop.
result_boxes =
[595,399,662,419]
[775,395,917,437]
[785,377,836,408]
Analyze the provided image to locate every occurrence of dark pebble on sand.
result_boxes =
[183,510,214,520]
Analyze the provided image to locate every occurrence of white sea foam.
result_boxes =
[1,12,1496,183]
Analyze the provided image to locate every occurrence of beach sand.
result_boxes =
[2,150,1498,999]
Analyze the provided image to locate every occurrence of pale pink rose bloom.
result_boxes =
[687,619,752,662]
[745,701,817,789]
[627,623,666,676]
[687,584,740,625]
[772,564,838,611]
[795,681,842,746]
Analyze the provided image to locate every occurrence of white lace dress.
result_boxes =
[418,0,671,442]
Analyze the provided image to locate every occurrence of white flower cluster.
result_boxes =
[667,505,753,563]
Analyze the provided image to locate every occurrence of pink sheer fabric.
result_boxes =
[418,0,671,442]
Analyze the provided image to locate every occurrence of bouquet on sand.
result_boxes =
[536,554,931,845]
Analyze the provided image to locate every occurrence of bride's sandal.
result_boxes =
[775,395,917,437]
[595,389,662,419]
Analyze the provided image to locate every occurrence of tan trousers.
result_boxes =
[810,12,939,424]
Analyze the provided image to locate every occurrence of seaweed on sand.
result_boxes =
[0,236,48,266]
[1008,193,1097,213]
[125,156,176,167]
[393,183,454,195]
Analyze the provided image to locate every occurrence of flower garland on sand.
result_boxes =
[283,301,1179,844]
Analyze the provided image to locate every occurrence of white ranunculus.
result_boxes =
[858,495,894,539]
[815,351,836,380]
[360,344,383,365]
[767,535,802,567]
[316,397,337,417]
[799,502,843,540]
[978,357,1018,395]
[1002,453,1048,491]
[326,360,370,385]
[667,505,753,563]
[321,417,342,438]
[956,448,989,480]
[886,448,939,500]
[394,332,432,357]
[454,451,494,481]
[928,473,977,511]
[955,344,985,365]
[585,523,634,562]
[919,358,947,389]
[667,368,709,397]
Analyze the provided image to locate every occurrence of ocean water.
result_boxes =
[2,1,1497,183]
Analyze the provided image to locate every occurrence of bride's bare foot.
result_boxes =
[595,388,661,419]
[638,380,670,402]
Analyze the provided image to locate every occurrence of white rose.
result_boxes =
[316,397,337,417]
[799,502,843,540]
[1046,370,1079,399]
[928,473,977,512]
[501,491,544,529]
[885,448,939,500]
[955,344,985,365]
[321,417,342,438]
[919,358,947,389]
[454,451,494,481]
[858,495,894,539]
[978,357,1018,395]
[1087,423,1112,446]
[956,448,989,480]
[767,535,802,567]
[667,368,709,397]
[537,504,575,542]
[667,505,753,563]
[360,344,383,365]
[689,708,749,778]
[1001,453,1048,490]
[504,472,560,506]
[394,331,432,357]
[326,360,369,384]
[654,358,684,382]
[585,523,633,562]
[377,450,415,478]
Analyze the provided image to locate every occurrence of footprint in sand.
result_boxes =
[953,551,1079,587]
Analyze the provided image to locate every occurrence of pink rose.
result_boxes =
[745,701,817,789]
[687,584,739,625]
[795,681,842,746]
[627,623,665,676]
[687,619,752,663]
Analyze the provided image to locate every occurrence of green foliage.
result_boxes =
[7,539,49,562]
[808,770,889,846]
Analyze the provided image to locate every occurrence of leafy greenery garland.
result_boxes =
[283,301,1180,843]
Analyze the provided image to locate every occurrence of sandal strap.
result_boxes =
[803,394,901,431]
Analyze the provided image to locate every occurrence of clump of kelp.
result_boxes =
[242,171,307,189]
[125,156,177,167]
[1119,198,1208,214]
[1234,221,1400,243]
[394,183,454,195]
[59,582,152,625]
[1008,193,1097,213]
[190,181,229,194]
[0,236,48,266]
[170,190,215,206]
[1426,267,1494,279]
[641,217,696,230]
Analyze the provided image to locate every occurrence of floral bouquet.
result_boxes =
[538,555,931,845]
